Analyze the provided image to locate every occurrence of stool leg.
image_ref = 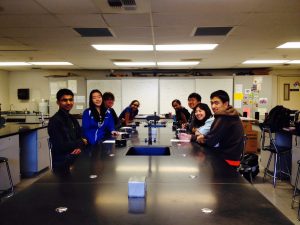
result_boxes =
[273,153,278,188]
[4,161,14,195]
[263,152,273,182]
[292,164,300,209]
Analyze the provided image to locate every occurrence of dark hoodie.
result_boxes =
[203,106,244,165]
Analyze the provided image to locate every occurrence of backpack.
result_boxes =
[238,153,259,183]
[263,105,291,132]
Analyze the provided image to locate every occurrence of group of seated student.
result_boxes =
[177,90,244,167]
[48,88,140,171]
[48,88,243,171]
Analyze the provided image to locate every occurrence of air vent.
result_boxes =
[107,0,122,7]
[107,0,136,10]
[194,27,232,36]
[74,28,113,37]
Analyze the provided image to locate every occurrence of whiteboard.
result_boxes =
[160,79,195,114]
[87,80,122,114]
[122,79,158,114]
[195,78,233,105]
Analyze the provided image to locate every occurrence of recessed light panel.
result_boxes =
[29,62,73,65]
[157,61,200,66]
[277,42,300,48]
[243,60,289,64]
[92,45,153,51]
[0,62,30,66]
[156,44,217,51]
[113,62,156,66]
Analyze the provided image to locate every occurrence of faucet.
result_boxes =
[154,112,157,125]
[148,123,153,145]
[9,104,14,113]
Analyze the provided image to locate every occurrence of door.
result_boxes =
[278,76,300,110]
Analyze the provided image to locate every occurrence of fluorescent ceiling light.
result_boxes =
[92,44,153,51]
[243,60,289,64]
[28,62,73,65]
[113,62,156,66]
[287,60,300,64]
[0,62,30,66]
[157,61,200,66]
[156,44,218,51]
[277,42,300,48]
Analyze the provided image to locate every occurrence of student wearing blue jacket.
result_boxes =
[119,100,140,126]
[82,89,118,145]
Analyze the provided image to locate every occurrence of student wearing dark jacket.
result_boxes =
[197,90,244,167]
[186,92,201,133]
[172,99,190,126]
[102,92,120,129]
[48,89,87,170]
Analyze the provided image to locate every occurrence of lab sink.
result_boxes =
[126,145,170,156]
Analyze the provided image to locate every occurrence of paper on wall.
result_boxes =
[245,89,251,94]
[68,80,77,94]
[234,100,242,109]
[76,105,83,110]
[74,95,85,103]
[234,93,243,100]
[235,84,243,93]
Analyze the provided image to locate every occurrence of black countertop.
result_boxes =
[0,122,293,225]
[0,123,47,138]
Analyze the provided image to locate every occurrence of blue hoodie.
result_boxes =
[82,108,115,145]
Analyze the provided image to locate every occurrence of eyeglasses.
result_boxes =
[60,98,74,102]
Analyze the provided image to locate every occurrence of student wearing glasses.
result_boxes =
[119,100,140,126]
[82,89,118,145]
[48,88,87,171]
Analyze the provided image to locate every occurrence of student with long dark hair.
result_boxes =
[178,103,214,141]
[119,100,140,126]
[82,89,117,145]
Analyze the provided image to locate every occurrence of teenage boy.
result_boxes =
[186,92,202,133]
[197,90,244,167]
[48,88,87,170]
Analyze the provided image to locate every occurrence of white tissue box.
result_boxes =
[128,176,146,198]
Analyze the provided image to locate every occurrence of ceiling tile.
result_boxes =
[103,13,151,27]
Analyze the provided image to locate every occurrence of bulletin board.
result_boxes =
[234,75,272,119]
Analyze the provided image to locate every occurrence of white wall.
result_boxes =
[8,70,49,112]
[0,70,9,110]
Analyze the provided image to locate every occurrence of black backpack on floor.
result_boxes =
[238,153,259,183]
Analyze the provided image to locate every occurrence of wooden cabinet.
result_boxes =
[0,135,20,190]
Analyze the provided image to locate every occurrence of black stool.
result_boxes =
[0,157,14,198]
[262,128,292,187]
